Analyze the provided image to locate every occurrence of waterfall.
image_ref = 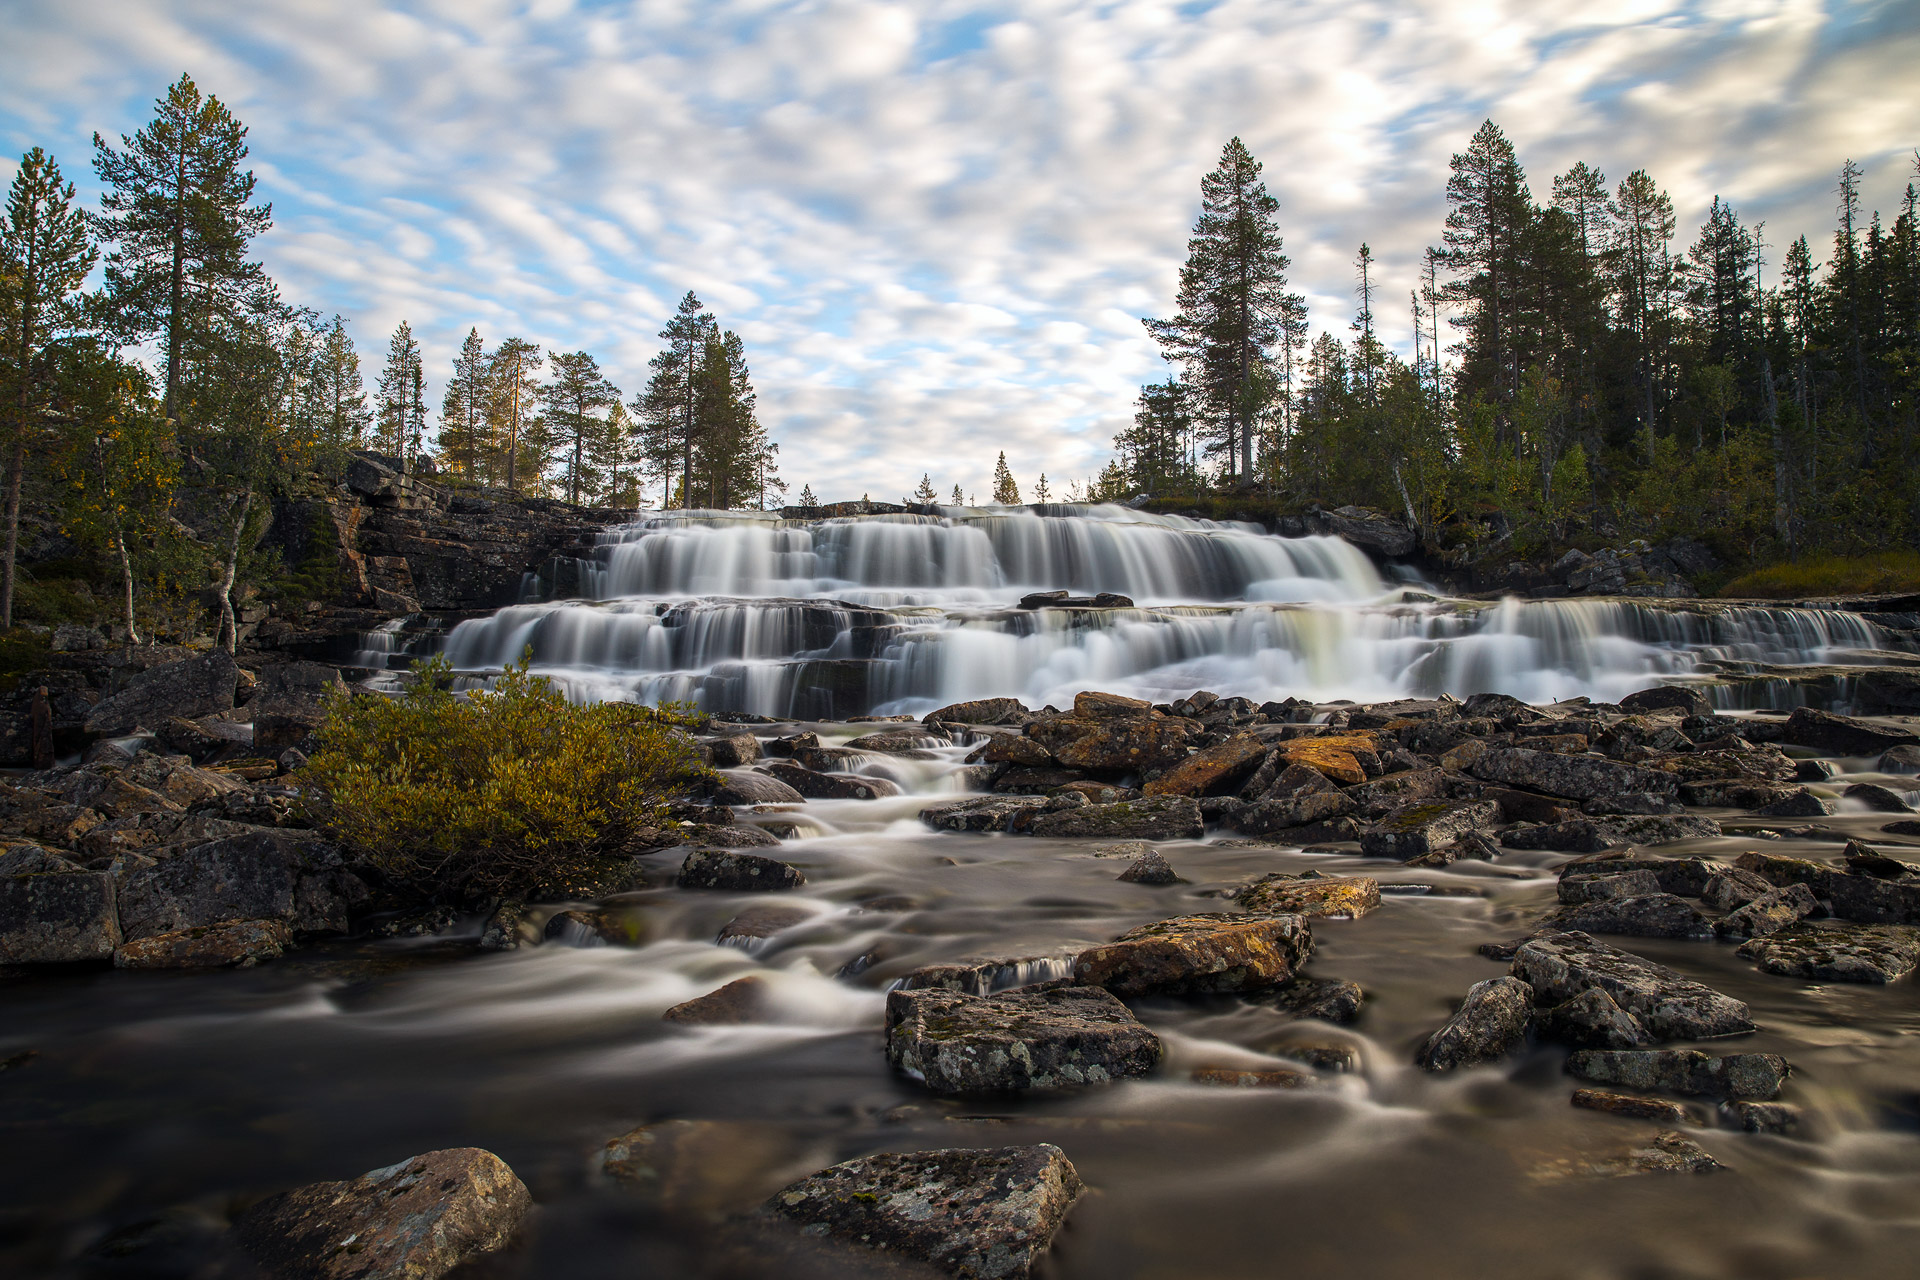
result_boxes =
[430,505,1903,716]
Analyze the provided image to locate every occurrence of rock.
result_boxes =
[714,771,807,806]
[1620,686,1714,717]
[543,908,642,946]
[1188,1065,1319,1088]
[1680,781,1791,809]
[0,869,121,963]
[1359,800,1500,861]
[717,903,813,945]
[1782,706,1917,756]
[1264,976,1365,1022]
[1271,734,1378,786]
[477,900,531,951]
[705,733,761,767]
[156,716,226,760]
[1072,911,1312,996]
[922,697,1027,726]
[1415,975,1533,1071]
[1566,1049,1789,1099]
[1796,758,1839,781]
[1567,855,1722,898]
[1534,987,1651,1049]
[1735,851,1920,924]
[1723,1100,1801,1134]
[1469,748,1679,801]
[1714,884,1819,939]
[1509,932,1754,1041]
[677,821,781,848]
[1235,874,1379,919]
[1701,867,1777,911]
[1755,787,1837,817]
[974,735,1058,768]
[1074,690,1152,719]
[115,831,364,940]
[896,957,1068,995]
[1117,850,1180,884]
[1558,869,1663,904]
[1613,1131,1722,1176]
[231,1147,531,1280]
[1844,839,1920,879]
[1143,733,1267,797]
[1735,922,1920,983]
[1844,782,1914,813]
[83,651,239,736]
[767,731,819,756]
[1538,894,1715,941]
[113,919,290,969]
[678,848,805,891]
[664,976,771,1024]
[1571,1089,1692,1123]
[844,730,945,754]
[1584,791,1685,816]
[766,1144,1081,1280]
[885,985,1161,1095]
[1311,505,1415,557]
[1024,796,1204,840]
[1026,713,1193,773]
[762,762,901,800]
[1877,745,1920,774]
[1503,815,1721,854]
[1228,791,1356,836]
[920,796,1051,833]
[251,662,346,755]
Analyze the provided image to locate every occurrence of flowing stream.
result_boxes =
[5,505,1920,1278]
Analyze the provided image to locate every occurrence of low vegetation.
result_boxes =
[1716,551,1920,600]
[303,655,709,900]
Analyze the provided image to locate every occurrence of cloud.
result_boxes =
[2,0,1917,500]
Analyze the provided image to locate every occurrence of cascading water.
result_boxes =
[433,504,1902,715]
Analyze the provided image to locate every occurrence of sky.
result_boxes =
[2,1,1918,504]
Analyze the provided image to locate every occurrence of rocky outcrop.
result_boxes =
[116,831,365,940]
[83,652,238,736]
[885,985,1161,1095]
[1736,922,1920,983]
[0,866,120,962]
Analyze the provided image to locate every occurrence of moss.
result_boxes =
[1717,551,1920,599]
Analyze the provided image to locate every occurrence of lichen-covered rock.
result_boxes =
[1142,733,1267,797]
[920,796,1051,832]
[0,869,120,963]
[1754,787,1836,818]
[1781,706,1917,756]
[885,985,1161,1095]
[113,918,289,969]
[1509,931,1754,1041]
[1271,734,1378,786]
[83,651,238,736]
[1700,866,1776,911]
[713,770,805,806]
[1024,795,1203,840]
[705,733,763,767]
[762,762,901,800]
[1263,975,1366,1022]
[1469,748,1679,801]
[1558,869,1662,904]
[1713,884,1818,940]
[1534,987,1651,1048]
[1235,874,1379,920]
[1116,849,1179,884]
[1566,1049,1789,1099]
[1735,922,1920,983]
[1359,800,1500,861]
[1537,893,1715,941]
[114,831,363,941]
[923,697,1028,726]
[251,662,346,755]
[767,1144,1082,1280]
[1227,791,1356,836]
[1415,976,1533,1071]
[1736,851,1920,924]
[1072,911,1312,996]
[231,1147,532,1280]
[1025,710,1193,773]
[678,848,806,892]
[1502,815,1721,854]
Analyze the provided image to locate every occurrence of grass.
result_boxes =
[1716,551,1920,599]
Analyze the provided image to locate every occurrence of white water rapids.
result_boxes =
[431,504,1891,714]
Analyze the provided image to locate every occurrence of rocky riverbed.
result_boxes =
[4,668,1920,1277]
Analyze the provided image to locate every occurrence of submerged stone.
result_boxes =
[1571,1089,1693,1124]
[1567,1049,1789,1099]
[1736,922,1920,983]
[113,919,289,969]
[1263,975,1366,1023]
[664,976,770,1024]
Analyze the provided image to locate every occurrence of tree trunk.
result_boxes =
[2,418,24,631]
[113,524,141,645]
[215,484,254,653]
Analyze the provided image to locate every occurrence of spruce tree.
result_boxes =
[310,315,371,448]
[799,482,816,506]
[1,147,97,628]
[542,350,620,505]
[91,74,272,424]
[439,327,489,481]
[375,322,424,461]
[1441,120,1534,432]
[992,451,1021,504]
[638,292,716,509]
[487,337,541,491]
[950,483,964,505]
[1033,473,1050,503]
[913,473,938,504]
[1613,169,1679,453]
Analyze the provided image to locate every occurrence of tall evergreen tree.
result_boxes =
[991,451,1021,504]
[1613,168,1680,454]
[374,321,424,462]
[950,483,964,505]
[486,337,542,492]
[637,292,716,509]
[913,473,939,505]
[1115,379,1192,495]
[439,327,489,481]
[799,482,817,506]
[542,350,620,505]
[308,315,371,448]
[1441,120,1535,433]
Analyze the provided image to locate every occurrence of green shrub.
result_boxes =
[303,654,710,900]
[1716,551,1920,599]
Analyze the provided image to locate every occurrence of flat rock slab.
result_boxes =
[1782,706,1918,755]
[764,762,901,801]
[1142,733,1267,797]
[664,976,771,1024]
[1736,922,1920,983]
[113,919,290,969]
[886,986,1161,1095]
[920,797,1050,833]
[1469,748,1679,801]
[1263,976,1365,1023]
[1567,1049,1789,1099]
[1714,885,1819,940]
[1510,931,1754,1041]
[1235,875,1379,920]
[1571,1089,1692,1124]
[1416,976,1533,1071]
[0,870,120,963]
[1024,796,1203,840]
[1537,893,1714,941]
[1502,816,1721,854]
[922,697,1027,726]
[1073,912,1313,996]
[767,1144,1082,1280]
[232,1147,531,1280]
[1359,800,1500,861]
[679,848,806,891]
[1736,851,1920,925]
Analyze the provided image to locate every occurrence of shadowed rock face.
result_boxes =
[0,869,119,963]
[678,848,806,892]
[885,985,1161,1096]
[1072,911,1313,996]
[1416,976,1533,1071]
[1470,748,1680,801]
[232,1146,531,1280]
[83,652,238,737]
[1509,931,1754,1042]
[767,1144,1083,1280]
[1567,1049,1790,1099]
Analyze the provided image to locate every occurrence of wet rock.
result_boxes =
[1610,1131,1722,1176]
[1571,1089,1692,1123]
[1723,1100,1801,1134]
[717,903,813,945]
[1782,706,1917,756]
[1796,758,1839,781]
[1538,893,1715,941]
[601,1118,811,1214]
[763,762,902,801]
[251,662,345,755]
[1469,748,1680,802]
[1264,976,1366,1022]
[678,821,781,848]
[1026,712,1194,773]
[1585,791,1686,816]
[922,697,1028,726]
[664,975,771,1024]
[1755,787,1837,818]
[1228,790,1356,836]
[1074,690,1152,719]
[1050,780,1135,805]
[1086,839,1156,859]
[1509,932,1755,1040]
[885,985,1161,1095]
[232,1146,531,1280]
[705,733,763,768]
[0,869,120,963]
[1701,867,1777,911]
[113,918,290,969]
[116,831,364,940]
[1714,884,1819,940]
[1877,745,1920,774]
[543,908,643,947]
[920,795,1051,833]
[478,900,531,951]
[1142,733,1267,797]
[767,731,820,756]
[1415,976,1533,1071]
[993,766,1090,794]
[1567,854,1722,898]
[1558,869,1662,904]
[1735,850,1920,924]
[1271,734,1378,786]
[1235,874,1379,919]
[845,730,946,754]
[1359,800,1501,861]
[1566,1049,1789,1099]
[1346,767,1450,815]
[973,735,1057,768]
[1117,850,1180,884]
[156,716,226,761]
[679,848,806,891]
[83,651,239,736]
[767,1144,1082,1280]
[1680,781,1793,809]
[1534,987,1651,1049]
[1620,686,1714,717]
[1024,795,1204,840]
[1845,782,1914,813]
[1501,815,1721,854]
[1073,911,1313,996]
[1189,1066,1318,1088]
[897,956,1069,995]
[1735,922,1920,983]
[1843,839,1919,879]
[715,771,807,805]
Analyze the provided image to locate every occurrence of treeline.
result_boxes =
[0,74,782,647]
[1100,127,1920,566]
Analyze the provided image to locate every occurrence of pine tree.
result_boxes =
[1,147,97,628]
[799,483,816,506]
[950,483,964,505]
[1144,138,1299,481]
[91,73,273,424]
[1114,380,1191,495]
[913,473,938,504]
[1033,473,1050,503]
[486,337,541,491]
[600,401,638,507]
[309,315,370,447]
[439,327,489,481]
[992,451,1021,504]
[375,322,424,461]
[1613,169,1679,454]
[637,292,716,509]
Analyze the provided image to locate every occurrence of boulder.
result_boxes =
[1735,851,1920,924]
[1724,1100,1801,1134]
[1558,869,1662,904]
[1700,867,1777,911]
[1566,855,1722,898]
[1509,932,1754,1041]
[1272,734,1378,786]
[678,848,805,892]
[1072,911,1312,996]
[1312,505,1415,557]
[762,762,900,800]
[705,733,762,767]
[1571,1089,1692,1123]
[1265,976,1365,1022]
[922,697,1027,726]
[1117,850,1180,884]
[1359,800,1500,861]
[251,662,346,755]
[83,652,239,736]
[1142,733,1267,797]
[1415,976,1533,1071]
[1538,893,1715,941]
[1469,748,1679,801]
[1781,706,1917,756]
[543,908,643,946]
[1714,884,1819,940]
[1235,874,1379,919]
[113,919,290,969]
[767,1145,1082,1280]
[1877,745,1920,774]
[1074,690,1152,719]
[920,795,1051,833]
[716,903,813,945]
[713,771,806,806]
[1502,815,1721,854]
[0,869,120,963]
[1566,1049,1789,1099]
[1024,796,1204,840]
[1026,714,1193,773]
[115,831,362,941]
[1754,787,1836,818]
[885,985,1161,1095]
[1735,922,1920,983]
[1534,987,1651,1049]
[1228,791,1356,836]
[1619,686,1714,717]
[232,1147,531,1280]
[1189,1066,1319,1088]
[663,976,771,1024]
[1844,782,1914,813]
